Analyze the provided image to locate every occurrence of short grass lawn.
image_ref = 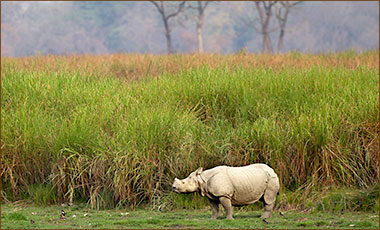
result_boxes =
[1,203,379,229]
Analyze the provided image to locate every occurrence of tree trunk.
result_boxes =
[256,1,275,54]
[196,1,206,53]
[263,13,273,53]
[277,8,288,53]
[163,18,173,54]
[277,28,285,53]
[264,33,273,53]
[196,16,204,53]
[262,32,268,53]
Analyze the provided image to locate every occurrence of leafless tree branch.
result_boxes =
[150,1,163,15]
[167,1,186,19]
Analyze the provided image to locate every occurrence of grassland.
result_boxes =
[1,51,379,213]
[1,202,379,229]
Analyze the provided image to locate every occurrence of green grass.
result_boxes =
[1,203,379,229]
[28,183,57,206]
[1,62,378,209]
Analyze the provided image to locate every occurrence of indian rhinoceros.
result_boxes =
[172,163,280,219]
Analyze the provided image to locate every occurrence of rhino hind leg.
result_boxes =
[208,198,219,219]
[219,197,234,219]
[261,202,275,219]
[261,176,280,219]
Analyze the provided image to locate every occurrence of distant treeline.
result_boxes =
[1,1,379,56]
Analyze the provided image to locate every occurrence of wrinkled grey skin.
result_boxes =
[172,163,280,219]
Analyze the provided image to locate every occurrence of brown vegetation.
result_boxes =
[2,50,378,81]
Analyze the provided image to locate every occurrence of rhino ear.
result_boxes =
[195,167,203,175]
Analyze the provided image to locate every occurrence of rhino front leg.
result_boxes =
[219,197,233,219]
[208,198,219,219]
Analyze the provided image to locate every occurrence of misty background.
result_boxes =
[1,1,379,57]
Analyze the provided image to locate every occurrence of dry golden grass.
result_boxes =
[2,50,378,81]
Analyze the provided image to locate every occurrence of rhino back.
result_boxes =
[226,164,272,205]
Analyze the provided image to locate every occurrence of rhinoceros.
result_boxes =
[172,163,280,219]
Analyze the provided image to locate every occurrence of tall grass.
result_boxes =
[1,52,378,210]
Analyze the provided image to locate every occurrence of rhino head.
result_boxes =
[172,167,203,193]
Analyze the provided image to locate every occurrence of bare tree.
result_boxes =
[275,1,302,53]
[254,1,278,53]
[188,1,212,53]
[244,1,302,53]
[150,1,186,54]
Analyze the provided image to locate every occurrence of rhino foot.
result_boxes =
[260,212,272,219]
[261,202,274,219]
